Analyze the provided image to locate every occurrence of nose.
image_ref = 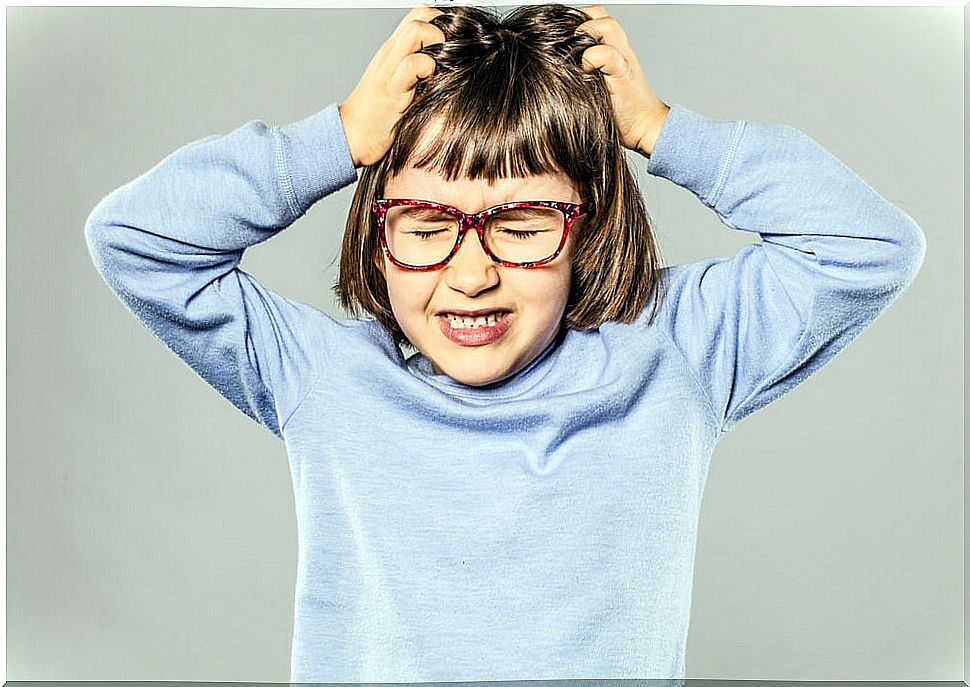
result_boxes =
[444,228,499,297]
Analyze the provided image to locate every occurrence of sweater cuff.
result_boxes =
[646,103,747,208]
[274,102,358,215]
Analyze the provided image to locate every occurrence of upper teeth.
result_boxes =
[447,313,500,329]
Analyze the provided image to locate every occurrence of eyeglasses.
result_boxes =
[372,198,594,271]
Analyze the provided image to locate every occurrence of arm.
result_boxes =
[646,104,926,434]
[85,6,446,439]
[575,6,925,435]
[85,104,357,438]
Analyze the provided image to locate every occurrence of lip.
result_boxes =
[437,312,513,347]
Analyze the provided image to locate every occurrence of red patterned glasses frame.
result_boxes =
[371,198,595,271]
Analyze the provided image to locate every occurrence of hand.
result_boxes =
[339,5,446,168]
[575,6,670,157]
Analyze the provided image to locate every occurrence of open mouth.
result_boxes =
[436,310,512,346]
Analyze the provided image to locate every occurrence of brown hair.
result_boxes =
[336,3,665,347]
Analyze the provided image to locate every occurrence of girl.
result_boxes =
[85,3,926,682]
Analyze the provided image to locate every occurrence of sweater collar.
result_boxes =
[404,328,566,402]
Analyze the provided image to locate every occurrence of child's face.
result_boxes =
[381,165,583,387]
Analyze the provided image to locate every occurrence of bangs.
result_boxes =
[400,105,566,183]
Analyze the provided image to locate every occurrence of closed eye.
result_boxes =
[407,229,450,240]
[497,229,541,239]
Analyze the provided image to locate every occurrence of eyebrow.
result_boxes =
[392,203,556,220]
[394,207,456,220]
[490,208,553,220]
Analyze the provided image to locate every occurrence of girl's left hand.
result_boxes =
[575,5,670,157]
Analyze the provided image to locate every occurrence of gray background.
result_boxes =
[6,3,963,681]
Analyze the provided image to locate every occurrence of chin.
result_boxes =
[450,367,511,387]
[439,359,518,387]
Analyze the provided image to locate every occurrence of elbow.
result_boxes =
[84,206,107,257]
[890,215,927,290]
[84,201,114,275]
[84,196,132,287]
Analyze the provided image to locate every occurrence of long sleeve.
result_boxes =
[85,103,358,439]
[647,104,926,436]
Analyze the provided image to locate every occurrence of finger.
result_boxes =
[389,52,437,94]
[382,5,443,54]
[575,15,633,55]
[576,4,609,20]
[579,43,630,78]
[394,4,445,36]
[394,18,446,55]
[401,3,445,24]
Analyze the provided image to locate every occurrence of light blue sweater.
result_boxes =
[85,102,925,681]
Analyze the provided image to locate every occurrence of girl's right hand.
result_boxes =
[339,5,446,169]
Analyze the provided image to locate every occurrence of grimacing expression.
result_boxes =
[380,164,584,387]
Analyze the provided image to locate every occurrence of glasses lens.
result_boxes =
[485,207,565,264]
[383,204,567,267]
[385,205,460,266]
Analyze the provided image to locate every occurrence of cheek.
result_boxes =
[555,273,572,314]
[384,268,439,320]
[549,267,573,321]
[521,268,572,323]
[554,255,574,301]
